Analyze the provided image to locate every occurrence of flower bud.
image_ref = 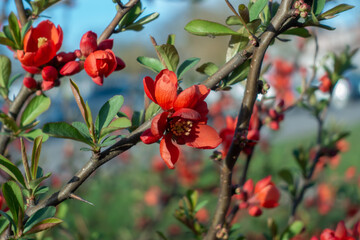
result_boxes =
[98,39,113,50]
[22,65,41,74]
[23,77,37,89]
[41,80,55,91]
[60,61,84,76]
[80,31,98,57]
[74,49,82,58]
[300,11,308,18]
[115,56,126,71]
[56,51,76,64]
[41,66,58,82]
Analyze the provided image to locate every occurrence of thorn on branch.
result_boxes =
[69,193,95,206]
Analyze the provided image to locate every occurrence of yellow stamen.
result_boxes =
[37,37,48,48]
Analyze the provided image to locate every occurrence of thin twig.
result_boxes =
[15,0,27,26]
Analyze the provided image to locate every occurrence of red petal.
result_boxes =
[151,112,168,137]
[160,134,179,169]
[255,176,272,194]
[243,179,254,196]
[143,76,156,103]
[335,221,347,238]
[140,129,161,144]
[172,108,201,120]
[248,206,262,217]
[154,69,178,110]
[91,76,103,86]
[174,85,209,110]
[186,124,222,149]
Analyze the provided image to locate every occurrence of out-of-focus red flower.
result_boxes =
[84,49,117,86]
[267,58,295,107]
[319,74,332,93]
[80,31,98,57]
[345,166,356,181]
[144,186,161,206]
[318,221,356,240]
[195,208,209,223]
[317,183,335,215]
[17,20,63,67]
[140,69,222,169]
[23,77,37,89]
[176,153,201,186]
[151,156,166,173]
[236,176,280,217]
[41,66,58,82]
[60,61,84,76]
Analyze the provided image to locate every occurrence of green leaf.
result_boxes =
[25,217,63,234]
[29,172,51,191]
[24,206,56,233]
[196,62,219,76]
[95,95,124,138]
[118,1,142,29]
[30,0,60,16]
[281,221,304,240]
[125,12,159,31]
[70,79,90,128]
[278,169,294,186]
[8,73,22,88]
[30,136,43,180]
[8,12,21,48]
[0,113,18,133]
[137,56,165,73]
[0,155,25,187]
[0,55,11,89]
[195,200,208,212]
[21,20,32,40]
[72,121,91,139]
[226,59,251,86]
[2,181,24,226]
[34,186,49,196]
[186,190,198,211]
[281,28,311,38]
[130,110,144,131]
[20,129,49,142]
[43,122,93,145]
[312,0,326,16]
[145,102,161,121]
[155,44,179,72]
[3,26,14,42]
[318,4,354,20]
[226,29,248,62]
[185,19,242,36]
[238,4,250,24]
[156,231,169,240]
[167,34,175,45]
[0,210,14,231]
[226,16,243,26]
[21,95,51,127]
[249,0,268,21]
[177,57,200,79]
[0,36,16,48]
[99,117,131,140]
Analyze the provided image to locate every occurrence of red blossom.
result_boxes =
[17,20,63,67]
[80,31,98,57]
[317,221,356,240]
[236,176,280,217]
[140,69,222,169]
[84,49,117,85]
[319,74,332,93]
[60,61,84,76]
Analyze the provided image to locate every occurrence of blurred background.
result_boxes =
[0,0,360,239]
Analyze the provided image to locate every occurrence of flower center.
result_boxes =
[169,119,193,137]
[37,37,48,48]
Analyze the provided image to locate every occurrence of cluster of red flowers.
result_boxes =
[18,20,125,91]
[264,100,285,130]
[311,221,360,240]
[140,69,222,169]
[235,176,280,217]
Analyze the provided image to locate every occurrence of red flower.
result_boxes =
[17,20,63,67]
[84,49,117,85]
[41,66,58,82]
[319,74,332,93]
[80,31,98,57]
[319,221,356,240]
[140,69,222,169]
[236,176,280,217]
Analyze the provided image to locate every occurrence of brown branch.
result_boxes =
[15,0,27,26]
[97,0,140,44]
[204,0,296,239]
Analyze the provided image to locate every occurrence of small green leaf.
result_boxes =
[278,169,294,186]
[21,20,32,40]
[177,57,200,79]
[137,56,165,73]
[226,59,251,86]
[0,210,14,231]
[99,117,131,140]
[24,206,56,233]
[196,62,219,76]
[30,136,43,180]
[185,19,242,36]
[118,1,142,29]
[281,221,304,240]
[25,217,63,234]
[249,0,268,21]
[145,102,161,121]
[20,129,49,142]
[125,12,159,31]
[226,30,248,62]
[43,122,93,145]
[281,28,311,38]
[2,181,24,226]
[29,172,51,191]
[0,36,16,48]
[21,95,51,127]
[0,155,25,187]
[195,200,208,212]
[155,44,179,72]
[95,95,124,138]
[0,113,18,133]
[8,12,21,48]
[72,122,91,139]
[0,55,11,89]
[130,110,144,131]
[238,4,249,24]
[70,79,90,128]
[8,73,22,88]
[226,16,243,26]
[166,34,175,45]
[34,186,49,196]
[312,0,326,16]
[318,4,354,20]
[156,231,169,240]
